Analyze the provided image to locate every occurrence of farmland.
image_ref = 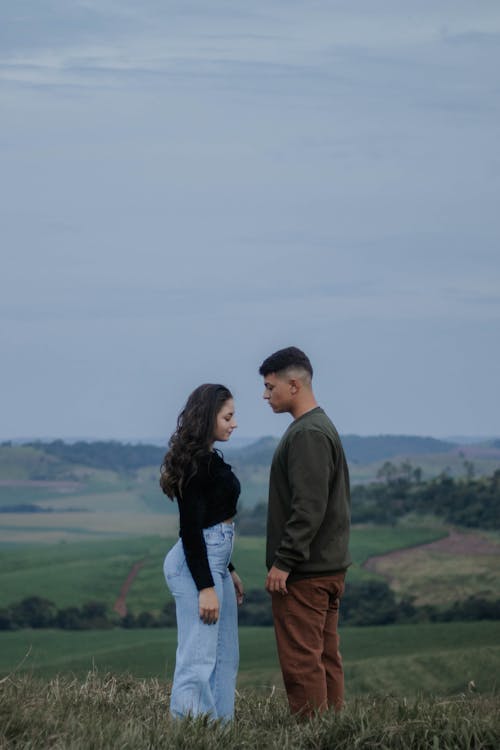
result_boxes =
[0,525,450,613]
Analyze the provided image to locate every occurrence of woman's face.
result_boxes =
[213,398,237,443]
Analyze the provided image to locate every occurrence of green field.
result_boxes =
[0,473,178,544]
[0,525,447,612]
[1,622,499,696]
[0,449,179,543]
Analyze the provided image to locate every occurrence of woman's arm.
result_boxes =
[177,471,215,591]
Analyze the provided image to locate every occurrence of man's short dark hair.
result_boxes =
[259,347,313,378]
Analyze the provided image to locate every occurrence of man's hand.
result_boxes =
[265,565,289,595]
[231,570,244,605]
[199,587,219,624]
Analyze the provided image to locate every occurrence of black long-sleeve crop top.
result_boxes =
[177,450,240,590]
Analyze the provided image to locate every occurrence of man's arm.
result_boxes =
[273,429,334,572]
[265,565,290,594]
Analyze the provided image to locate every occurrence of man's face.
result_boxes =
[262,372,293,413]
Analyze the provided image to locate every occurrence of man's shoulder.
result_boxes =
[273,408,341,456]
[275,410,332,449]
[289,410,346,461]
[293,408,338,436]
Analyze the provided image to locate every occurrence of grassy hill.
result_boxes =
[3,436,499,490]
[1,622,499,696]
[2,671,498,750]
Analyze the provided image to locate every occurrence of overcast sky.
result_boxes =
[1,1,499,442]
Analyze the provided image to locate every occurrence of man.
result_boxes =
[259,346,351,717]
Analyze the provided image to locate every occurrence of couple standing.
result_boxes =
[160,346,351,721]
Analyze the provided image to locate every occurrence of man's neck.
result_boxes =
[290,396,318,420]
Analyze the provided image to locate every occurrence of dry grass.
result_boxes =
[364,530,500,606]
[0,672,499,749]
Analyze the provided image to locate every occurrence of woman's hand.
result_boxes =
[231,570,244,605]
[199,587,219,624]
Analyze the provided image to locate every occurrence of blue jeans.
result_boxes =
[163,522,239,721]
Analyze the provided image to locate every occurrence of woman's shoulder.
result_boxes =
[189,450,225,480]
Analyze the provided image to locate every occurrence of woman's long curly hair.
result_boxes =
[160,383,233,500]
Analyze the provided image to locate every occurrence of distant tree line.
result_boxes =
[236,502,268,535]
[0,597,175,631]
[2,585,500,631]
[236,467,500,533]
[237,583,500,627]
[340,581,500,626]
[351,464,500,529]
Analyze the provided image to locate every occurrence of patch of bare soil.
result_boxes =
[363,530,500,574]
[113,560,146,617]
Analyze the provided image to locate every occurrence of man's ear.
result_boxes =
[289,378,300,395]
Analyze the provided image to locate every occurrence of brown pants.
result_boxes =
[271,572,346,717]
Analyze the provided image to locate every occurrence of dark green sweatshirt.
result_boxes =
[266,406,351,580]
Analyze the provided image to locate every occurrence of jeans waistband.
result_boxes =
[204,521,235,537]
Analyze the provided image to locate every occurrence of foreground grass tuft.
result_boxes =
[1,673,499,749]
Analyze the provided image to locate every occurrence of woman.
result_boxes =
[160,384,244,721]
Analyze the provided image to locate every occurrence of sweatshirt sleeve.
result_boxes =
[178,468,215,590]
[274,429,334,572]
